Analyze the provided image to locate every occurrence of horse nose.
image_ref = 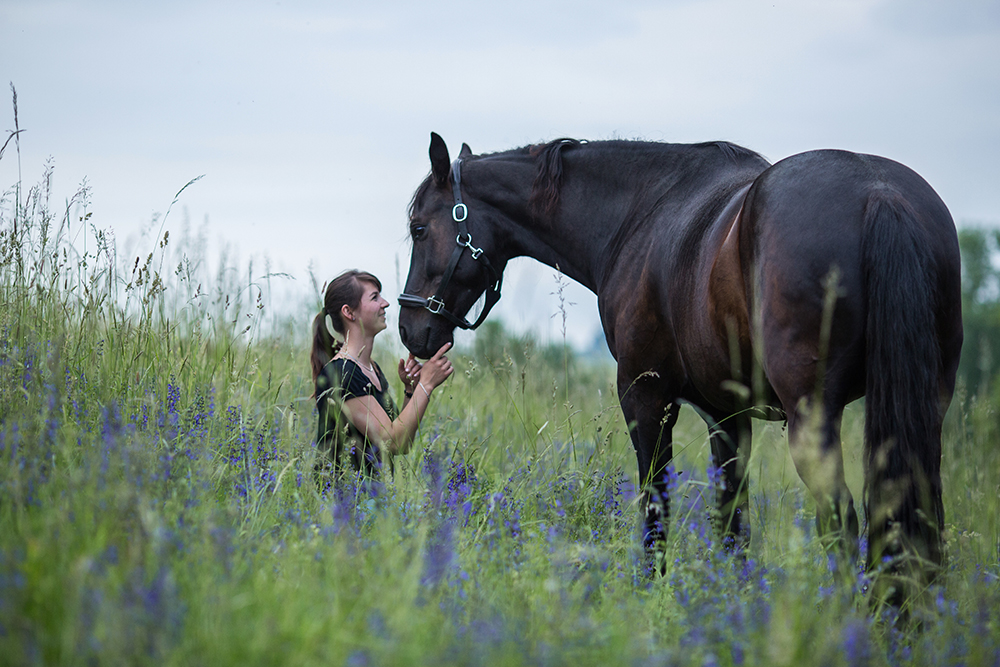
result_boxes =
[399,323,410,348]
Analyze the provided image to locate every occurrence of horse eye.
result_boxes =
[410,224,427,240]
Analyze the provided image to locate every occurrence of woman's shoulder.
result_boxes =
[319,357,347,380]
[329,357,379,397]
[317,357,354,390]
[327,357,349,371]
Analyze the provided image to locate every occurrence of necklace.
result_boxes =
[343,351,374,374]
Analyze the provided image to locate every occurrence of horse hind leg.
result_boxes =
[786,396,861,569]
[760,267,863,574]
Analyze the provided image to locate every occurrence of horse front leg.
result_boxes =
[619,374,678,573]
[705,409,752,553]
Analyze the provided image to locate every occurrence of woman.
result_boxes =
[311,269,453,477]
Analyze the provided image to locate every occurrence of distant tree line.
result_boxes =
[958,227,1000,401]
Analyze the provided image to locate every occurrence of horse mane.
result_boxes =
[407,177,433,221]
[407,137,764,225]
[700,141,765,164]
[406,137,582,222]
[528,138,581,221]
[524,138,763,222]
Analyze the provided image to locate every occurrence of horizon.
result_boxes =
[3,0,998,349]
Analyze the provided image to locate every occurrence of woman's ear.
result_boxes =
[341,304,354,322]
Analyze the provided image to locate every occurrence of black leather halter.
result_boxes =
[398,158,503,330]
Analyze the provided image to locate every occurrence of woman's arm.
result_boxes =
[335,343,452,456]
[336,386,429,455]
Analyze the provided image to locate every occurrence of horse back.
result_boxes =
[742,149,959,311]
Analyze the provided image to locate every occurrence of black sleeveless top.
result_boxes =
[315,357,398,477]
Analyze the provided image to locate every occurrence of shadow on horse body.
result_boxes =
[398,133,963,606]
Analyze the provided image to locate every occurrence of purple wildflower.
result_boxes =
[841,618,872,667]
[422,518,456,588]
[100,402,123,480]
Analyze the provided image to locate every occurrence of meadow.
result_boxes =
[1,148,999,666]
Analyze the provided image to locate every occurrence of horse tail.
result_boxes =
[861,190,944,587]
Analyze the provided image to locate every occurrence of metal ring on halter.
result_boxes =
[452,203,468,222]
[457,234,484,259]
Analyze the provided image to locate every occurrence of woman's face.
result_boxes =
[354,281,389,336]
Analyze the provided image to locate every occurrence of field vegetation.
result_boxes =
[2,110,999,664]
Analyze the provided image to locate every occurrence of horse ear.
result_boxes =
[429,132,451,186]
[459,143,472,159]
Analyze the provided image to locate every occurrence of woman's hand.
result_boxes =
[398,353,422,394]
[345,343,453,457]
[418,342,454,391]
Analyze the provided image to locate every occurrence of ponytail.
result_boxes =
[310,311,342,385]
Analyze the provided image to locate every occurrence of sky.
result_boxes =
[2,0,998,350]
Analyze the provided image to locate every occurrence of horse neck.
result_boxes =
[510,211,613,294]
[470,157,625,294]
[552,147,768,290]
[471,143,765,293]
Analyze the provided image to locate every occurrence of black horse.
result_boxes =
[398,133,962,604]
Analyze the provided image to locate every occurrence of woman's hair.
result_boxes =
[310,269,383,384]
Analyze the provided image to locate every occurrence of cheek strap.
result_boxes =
[397,157,503,330]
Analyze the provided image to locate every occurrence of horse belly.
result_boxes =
[688,187,782,416]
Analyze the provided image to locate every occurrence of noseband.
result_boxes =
[398,158,503,330]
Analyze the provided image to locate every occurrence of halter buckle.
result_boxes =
[452,203,468,222]
[426,295,446,314]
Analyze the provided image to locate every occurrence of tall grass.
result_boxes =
[1,129,998,664]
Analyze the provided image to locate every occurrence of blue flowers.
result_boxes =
[841,617,872,667]
[420,449,481,588]
[0,332,997,664]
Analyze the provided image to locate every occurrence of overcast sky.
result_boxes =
[2,0,998,349]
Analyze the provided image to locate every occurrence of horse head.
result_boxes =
[398,132,505,358]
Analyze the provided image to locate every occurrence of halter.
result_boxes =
[398,158,503,330]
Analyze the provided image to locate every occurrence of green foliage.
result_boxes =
[958,227,1000,398]
[2,142,999,663]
